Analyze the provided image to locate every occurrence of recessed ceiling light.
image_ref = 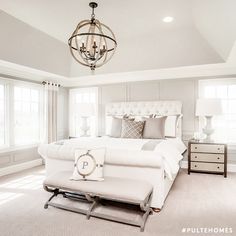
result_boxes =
[162,16,174,23]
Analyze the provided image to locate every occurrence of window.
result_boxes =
[14,87,41,145]
[0,84,5,147]
[0,78,44,150]
[199,79,236,143]
[69,87,98,137]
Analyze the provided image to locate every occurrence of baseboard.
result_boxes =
[181,160,236,173]
[0,159,43,177]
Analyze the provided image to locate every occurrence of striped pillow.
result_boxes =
[121,120,144,139]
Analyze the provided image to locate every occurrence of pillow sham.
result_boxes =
[164,115,181,137]
[107,115,134,138]
[142,116,167,139]
[109,117,123,138]
[121,120,144,139]
[71,148,106,181]
[155,115,181,137]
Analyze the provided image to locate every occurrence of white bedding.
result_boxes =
[38,137,186,180]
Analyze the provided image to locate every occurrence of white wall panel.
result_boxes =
[0,155,11,166]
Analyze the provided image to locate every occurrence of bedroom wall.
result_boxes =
[97,79,198,141]
[85,78,236,165]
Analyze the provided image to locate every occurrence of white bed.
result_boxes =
[38,101,186,209]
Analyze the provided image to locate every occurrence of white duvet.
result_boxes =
[38,137,186,180]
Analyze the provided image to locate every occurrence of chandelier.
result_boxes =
[68,2,117,70]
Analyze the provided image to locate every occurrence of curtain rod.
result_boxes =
[42,81,61,87]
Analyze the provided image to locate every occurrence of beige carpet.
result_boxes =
[0,166,235,236]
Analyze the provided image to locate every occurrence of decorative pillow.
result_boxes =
[71,148,106,181]
[107,115,135,138]
[121,120,145,139]
[165,115,181,137]
[155,115,181,137]
[142,116,167,139]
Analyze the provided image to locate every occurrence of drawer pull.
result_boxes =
[195,156,197,158]
[195,165,197,167]
[217,166,220,169]
[195,147,197,149]
[217,148,220,150]
[217,157,220,160]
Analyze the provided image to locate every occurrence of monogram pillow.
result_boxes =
[121,120,144,139]
[71,148,106,181]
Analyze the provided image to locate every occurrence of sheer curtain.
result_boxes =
[43,81,60,143]
[199,79,236,144]
[69,87,98,137]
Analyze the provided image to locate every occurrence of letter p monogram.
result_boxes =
[82,161,88,169]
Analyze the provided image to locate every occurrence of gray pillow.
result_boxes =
[121,120,144,139]
[142,117,167,139]
[109,116,135,138]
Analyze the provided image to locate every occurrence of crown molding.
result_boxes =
[0,59,236,88]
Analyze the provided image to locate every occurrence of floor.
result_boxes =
[0,166,235,236]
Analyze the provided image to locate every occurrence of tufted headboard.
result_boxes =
[105,101,183,137]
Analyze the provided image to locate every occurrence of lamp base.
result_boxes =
[80,116,91,137]
[202,116,214,141]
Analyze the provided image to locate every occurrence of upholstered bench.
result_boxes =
[43,171,153,232]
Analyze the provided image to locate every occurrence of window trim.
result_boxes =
[199,78,236,145]
[0,81,8,148]
[69,87,98,137]
[0,77,44,152]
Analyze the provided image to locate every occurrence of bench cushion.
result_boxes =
[44,171,153,204]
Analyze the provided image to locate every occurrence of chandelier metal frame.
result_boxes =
[68,2,117,70]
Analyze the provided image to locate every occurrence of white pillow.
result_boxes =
[165,115,181,137]
[156,115,181,137]
[71,148,106,181]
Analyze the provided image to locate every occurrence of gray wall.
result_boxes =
[97,79,198,141]
[92,78,236,164]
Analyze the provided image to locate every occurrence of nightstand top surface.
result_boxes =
[189,139,227,145]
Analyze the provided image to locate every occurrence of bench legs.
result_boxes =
[44,187,152,232]
[86,197,99,220]
[44,187,59,209]
[140,201,153,232]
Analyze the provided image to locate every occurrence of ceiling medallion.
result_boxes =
[68,2,117,70]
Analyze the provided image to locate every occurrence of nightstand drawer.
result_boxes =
[190,153,224,163]
[191,162,224,172]
[190,144,224,154]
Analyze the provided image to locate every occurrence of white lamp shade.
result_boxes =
[77,103,95,116]
[196,98,222,116]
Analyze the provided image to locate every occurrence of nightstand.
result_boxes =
[188,140,227,178]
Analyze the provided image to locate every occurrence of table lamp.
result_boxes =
[196,98,222,141]
[77,103,95,137]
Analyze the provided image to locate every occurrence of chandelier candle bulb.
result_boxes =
[68,2,117,70]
